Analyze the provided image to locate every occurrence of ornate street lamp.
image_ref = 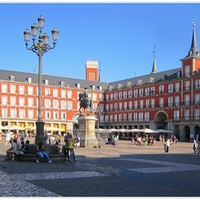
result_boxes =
[24,15,59,145]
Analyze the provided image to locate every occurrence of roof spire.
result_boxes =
[98,62,102,82]
[151,45,157,73]
[186,17,200,57]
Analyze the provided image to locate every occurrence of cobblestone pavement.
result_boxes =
[0,137,200,197]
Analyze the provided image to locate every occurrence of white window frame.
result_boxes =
[2,96,7,105]
[168,97,173,106]
[45,111,50,119]
[53,89,58,97]
[129,101,132,110]
[19,98,24,106]
[61,101,66,109]
[10,109,16,118]
[134,101,138,109]
[134,113,137,121]
[45,99,51,108]
[54,112,58,120]
[139,113,143,121]
[168,84,173,93]
[145,112,149,121]
[145,88,149,96]
[128,113,132,121]
[19,109,25,118]
[184,109,189,120]
[28,87,33,95]
[28,98,34,107]
[185,95,190,105]
[134,89,138,97]
[68,101,72,110]
[151,99,155,108]
[10,97,16,106]
[140,100,144,109]
[45,88,51,96]
[10,85,16,94]
[2,108,7,117]
[2,84,7,93]
[174,110,179,120]
[128,90,132,98]
[123,91,127,99]
[159,98,164,107]
[139,89,143,97]
[195,109,200,120]
[61,90,66,98]
[28,110,34,119]
[19,86,24,94]
[175,82,180,92]
[175,96,180,106]
[119,92,122,99]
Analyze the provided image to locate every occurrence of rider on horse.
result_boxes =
[79,86,93,114]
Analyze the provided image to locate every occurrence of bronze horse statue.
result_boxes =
[79,93,93,115]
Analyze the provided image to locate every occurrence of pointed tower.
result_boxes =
[151,46,157,74]
[181,19,200,77]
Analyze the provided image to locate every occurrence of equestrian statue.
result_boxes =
[79,86,93,115]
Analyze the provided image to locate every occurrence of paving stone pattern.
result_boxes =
[0,138,200,197]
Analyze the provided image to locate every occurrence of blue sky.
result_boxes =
[1,2,200,82]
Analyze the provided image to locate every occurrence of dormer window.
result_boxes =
[98,86,102,91]
[43,79,49,85]
[162,75,165,81]
[9,75,15,81]
[76,83,80,88]
[91,85,95,90]
[26,77,32,83]
[177,71,181,78]
[137,79,142,85]
[60,81,65,87]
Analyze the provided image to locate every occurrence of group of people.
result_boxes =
[5,138,30,161]
[44,133,62,145]
[3,130,32,147]
[62,132,78,162]
[131,135,157,146]
[105,135,119,146]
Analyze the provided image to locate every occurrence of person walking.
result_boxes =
[113,135,118,146]
[5,131,12,146]
[166,138,170,152]
[36,142,52,163]
[62,132,70,160]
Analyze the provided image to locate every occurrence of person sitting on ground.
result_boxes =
[36,142,52,163]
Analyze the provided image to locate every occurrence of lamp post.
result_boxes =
[24,15,59,145]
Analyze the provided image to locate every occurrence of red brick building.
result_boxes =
[0,24,200,141]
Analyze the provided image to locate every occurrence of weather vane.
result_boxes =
[192,16,196,27]
[152,45,156,58]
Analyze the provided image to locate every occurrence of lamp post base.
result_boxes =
[35,121,46,145]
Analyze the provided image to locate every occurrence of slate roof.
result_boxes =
[0,67,182,92]
[0,69,110,91]
[107,67,181,91]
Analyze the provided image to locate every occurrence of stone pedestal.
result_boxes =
[78,116,98,148]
